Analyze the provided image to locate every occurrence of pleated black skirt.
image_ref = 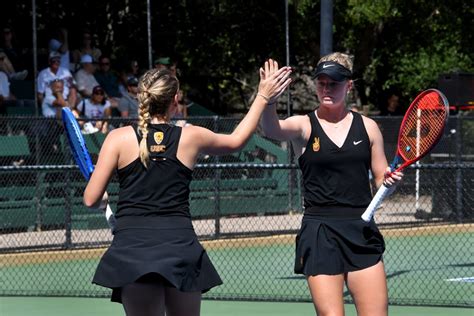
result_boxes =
[92,216,222,303]
[294,206,385,276]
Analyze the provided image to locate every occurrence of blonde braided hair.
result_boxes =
[137,69,179,167]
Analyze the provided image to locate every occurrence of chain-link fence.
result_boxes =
[1,115,473,307]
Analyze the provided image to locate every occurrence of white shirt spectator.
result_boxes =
[49,38,71,70]
[75,68,99,96]
[76,98,111,120]
[37,67,75,99]
[0,71,10,98]
[41,95,60,117]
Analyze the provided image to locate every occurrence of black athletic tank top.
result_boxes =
[298,111,372,208]
[115,124,193,218]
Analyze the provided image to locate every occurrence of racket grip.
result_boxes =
[361,184,397,222]
[105,204,116,232]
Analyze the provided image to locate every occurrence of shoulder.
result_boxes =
[180,124,207,136]
[37,68,48,78]
[359,114,382,141]
[60,68,73,77]
[105,125,136,143]
[74,69,85,77]
[360,115,378,128]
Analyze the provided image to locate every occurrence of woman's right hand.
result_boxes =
[257,59,292,103]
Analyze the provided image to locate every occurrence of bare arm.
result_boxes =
[202,60,291,154]
[261,105,307,141]
[178,60,292,166]
[260,61,305,142]
[364,116,403,189]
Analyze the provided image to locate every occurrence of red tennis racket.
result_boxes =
[361,89,449,222]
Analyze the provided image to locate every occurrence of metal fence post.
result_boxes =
[213,116,221,238]
[64,168,73,249]
[455,115,463,222]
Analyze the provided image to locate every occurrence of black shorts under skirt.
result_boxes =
[294,206,385,276]
[92,216,222,303]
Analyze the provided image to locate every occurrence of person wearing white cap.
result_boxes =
[48,28,70,70]
[37,51,77,106]
[75,54,99,98]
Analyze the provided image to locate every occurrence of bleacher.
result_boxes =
[0,117,297,232]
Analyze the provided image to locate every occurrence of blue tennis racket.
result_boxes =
[62,108,115,231]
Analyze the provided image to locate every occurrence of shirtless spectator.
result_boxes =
[37,52,77,107]
[74,54,99,98]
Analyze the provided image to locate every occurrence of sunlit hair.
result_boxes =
[317,52,354,72]
[137,69,179,167]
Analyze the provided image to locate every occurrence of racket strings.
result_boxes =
[399,92,447,161]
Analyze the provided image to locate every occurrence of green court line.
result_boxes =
[2,232,472,306]
[1,297,473,316]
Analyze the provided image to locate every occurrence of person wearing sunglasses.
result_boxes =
[75,85,112,133]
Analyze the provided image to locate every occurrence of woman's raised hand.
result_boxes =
[257,59,292,103]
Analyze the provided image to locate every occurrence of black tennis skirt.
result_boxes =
[294,206,385,276]
[92,216,222,303]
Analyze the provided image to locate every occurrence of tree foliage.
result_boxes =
[1,0,472,113]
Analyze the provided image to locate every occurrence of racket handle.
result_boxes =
[105,204,116,232]
[361,184,397,222]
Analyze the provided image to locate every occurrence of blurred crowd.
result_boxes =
[0,26,189,132]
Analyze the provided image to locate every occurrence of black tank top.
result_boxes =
[298,111,372,208]
[115,124,193,218]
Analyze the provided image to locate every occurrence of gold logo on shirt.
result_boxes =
[150,145,166,153]
[312,137,320,152]
[153,132,164,144]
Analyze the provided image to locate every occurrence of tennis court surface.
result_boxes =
[2,297,472,316]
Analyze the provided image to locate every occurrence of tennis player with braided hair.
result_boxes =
[261,53,402,316]
[83,60,291,316]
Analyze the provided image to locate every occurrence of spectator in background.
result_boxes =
[349,103,361,113]
[155,57,177,76]
[37,52,77,107]
[41,79,68,117]
[49,28,71,71]
[126,59,140,78]
[173,89,188,127]
[0,68,16,109]
[75,85,112,133]
[0,49,28,80]
[1,26,26,73]
[74,54,99,98]
[381,93,403,116]
[118,76,139,118]
[94,55,121,114]
[72,30,102,65]
[118,59,141,94]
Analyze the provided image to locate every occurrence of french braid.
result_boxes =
[137,69,179,167]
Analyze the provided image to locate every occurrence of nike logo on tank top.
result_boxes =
[298,111,372,208]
